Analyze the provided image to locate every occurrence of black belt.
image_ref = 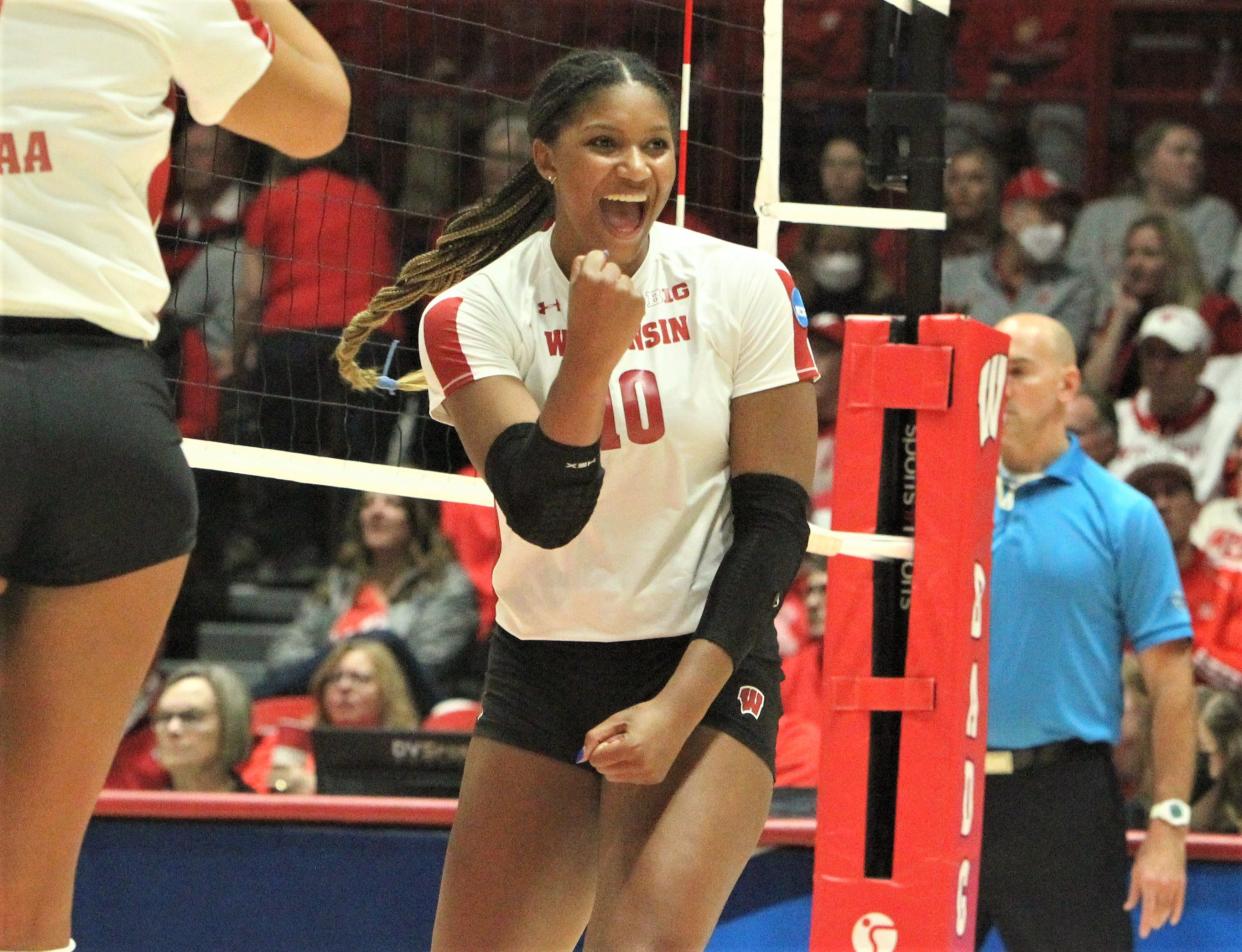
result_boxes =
[985,739,1101,775]
[0,316,124,339]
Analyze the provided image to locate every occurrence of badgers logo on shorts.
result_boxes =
[977,353,1007,447]
[737,685,765,719]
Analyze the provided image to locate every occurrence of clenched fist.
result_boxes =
[562,249,646,380]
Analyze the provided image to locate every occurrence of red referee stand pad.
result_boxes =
[812,314,1008,951]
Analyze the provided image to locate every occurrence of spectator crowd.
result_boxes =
[98,0,1242,840]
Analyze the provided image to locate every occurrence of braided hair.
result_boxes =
[336,49,676,392]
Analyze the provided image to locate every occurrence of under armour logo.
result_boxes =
[537,299,562,315]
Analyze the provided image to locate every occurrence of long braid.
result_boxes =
[335,161,552,391]
[336,48,676,394]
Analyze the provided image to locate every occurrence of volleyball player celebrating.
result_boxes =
[339,50,818,949]
[0,3,348,949]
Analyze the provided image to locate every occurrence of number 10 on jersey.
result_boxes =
[601,369,665,450]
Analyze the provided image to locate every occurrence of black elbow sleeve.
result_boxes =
[693,472,811,667]
[484,422,604,549]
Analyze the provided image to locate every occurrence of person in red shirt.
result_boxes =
[260,492,478,699]
[234,142,400,572]
[438,469,500,641]
[948,3,1090,190]
[1128,460,1242,692]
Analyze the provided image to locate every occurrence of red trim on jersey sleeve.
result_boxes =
[775,267,819,381]
[232,0,276,52]
[422,297,475,398]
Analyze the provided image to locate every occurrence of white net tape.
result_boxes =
[178,0,943,564]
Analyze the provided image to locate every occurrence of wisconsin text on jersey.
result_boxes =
[543,282,693,357]
[0,131,53,174]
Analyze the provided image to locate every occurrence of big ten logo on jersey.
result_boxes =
[632,282,692,352]
[0,131,53,175]
[644,281,690,309]
[977,354,1007,447]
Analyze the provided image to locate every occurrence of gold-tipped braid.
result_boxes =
[335,160,553,393]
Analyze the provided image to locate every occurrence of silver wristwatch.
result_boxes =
[1148,798,1191,828]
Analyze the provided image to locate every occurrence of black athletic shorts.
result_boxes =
[475,625,784,776]
[0,321,197,586]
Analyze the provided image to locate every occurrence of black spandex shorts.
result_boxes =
[0,321,197,586]
[475,625,784,777]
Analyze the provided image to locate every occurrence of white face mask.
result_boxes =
[811,252,863,292]
[1016,221,1066,265]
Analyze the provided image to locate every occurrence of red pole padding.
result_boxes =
[811,314,1009,951]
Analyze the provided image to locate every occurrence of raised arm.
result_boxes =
[219,0,350,158]
[439,250,645,549]
[1081,284,1142,395]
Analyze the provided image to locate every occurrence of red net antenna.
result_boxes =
[675,0,694,228]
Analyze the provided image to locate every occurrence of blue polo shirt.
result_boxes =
[989,436,1191,748]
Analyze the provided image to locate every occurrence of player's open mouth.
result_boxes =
[599,194,646,237]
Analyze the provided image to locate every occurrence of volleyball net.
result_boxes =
[161,0,914,561]
[160,3,1007,950]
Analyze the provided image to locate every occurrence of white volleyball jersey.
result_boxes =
[420,222,818,642]
[1112,387,1242,502]
[0,0,275,339]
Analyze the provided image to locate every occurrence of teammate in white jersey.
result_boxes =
[0,3,348,949]
[338,50,817,950]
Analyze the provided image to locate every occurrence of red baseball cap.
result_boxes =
[1002,167,1068,204]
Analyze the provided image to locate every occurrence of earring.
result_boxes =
[547,175,557,186]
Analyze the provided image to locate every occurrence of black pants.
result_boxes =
[249,330,402,557]
[254,330,402,462]
[976,742,1132,951]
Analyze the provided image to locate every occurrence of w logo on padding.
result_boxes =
[737,685,765,719]
[977,354,1007,447]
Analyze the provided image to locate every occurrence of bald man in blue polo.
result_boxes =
[979,313,1196,951]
